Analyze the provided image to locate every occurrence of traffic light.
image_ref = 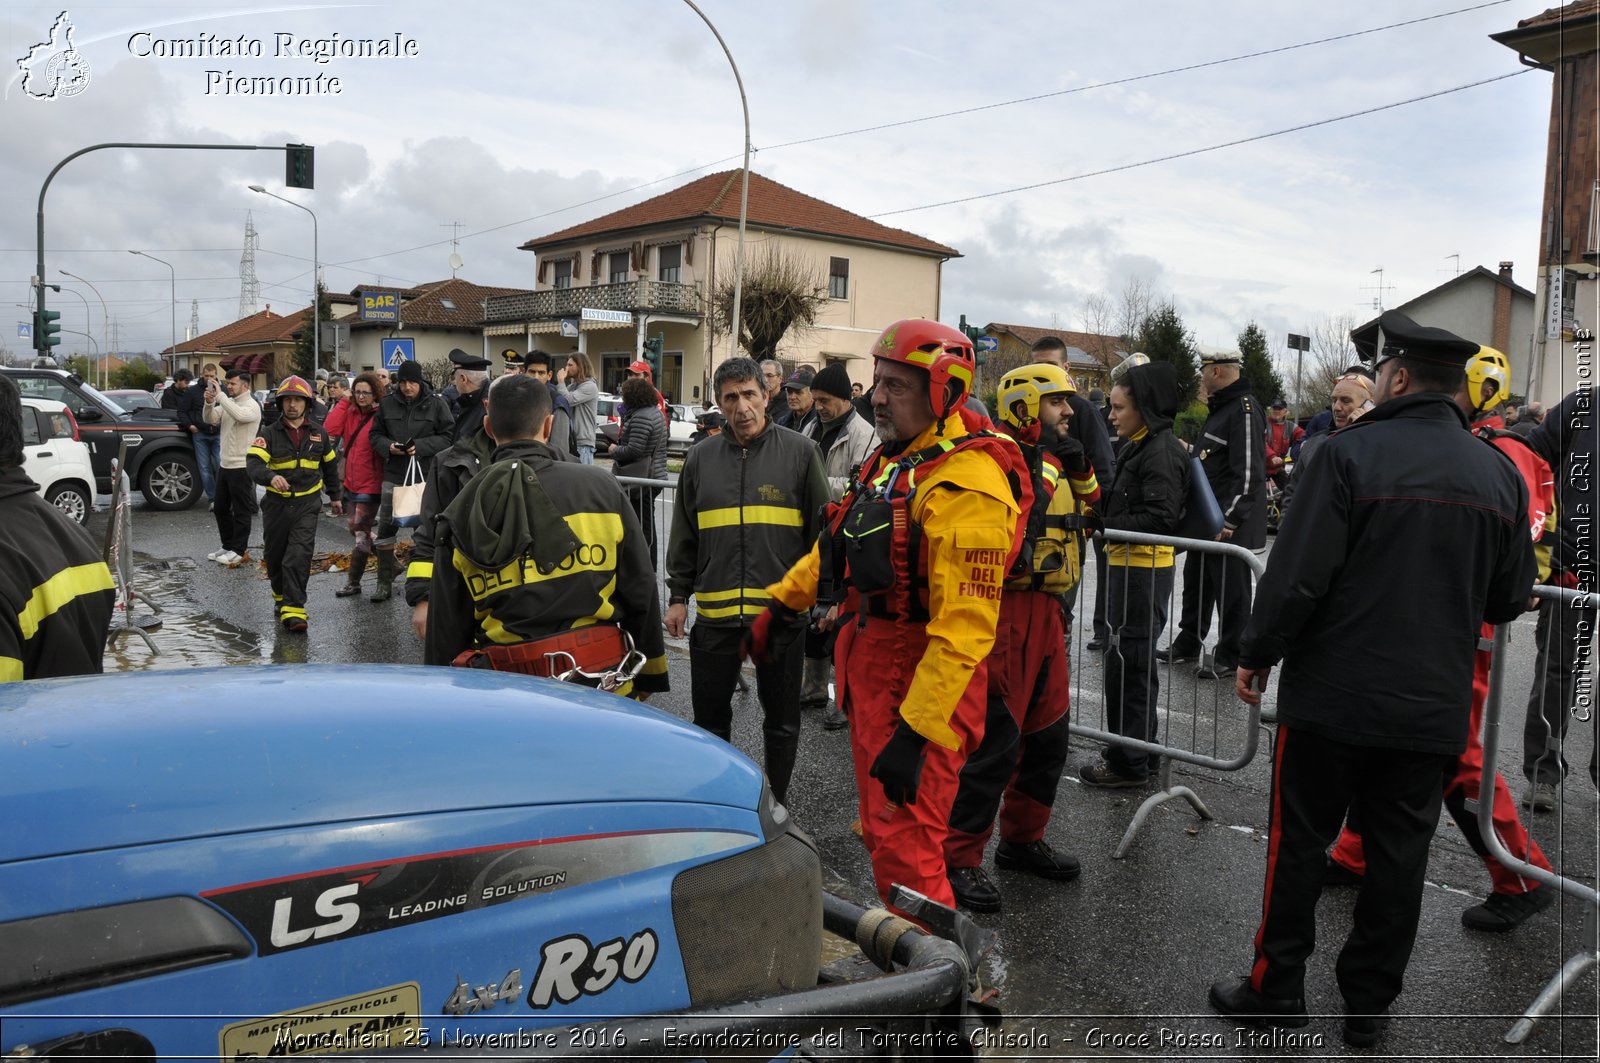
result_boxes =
[285,143,315,189]
[642,334,664,375]
[35,307,61,351]
[958,314,987,367]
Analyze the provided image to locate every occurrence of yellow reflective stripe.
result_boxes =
[1041,464,1060,486]
[406,561,434,581]
[0,657,22,683]
[322,449,337,463]
[247,447,272,462]
[266,482,323,498]
[18,563,115,641]
[266,458,321,470]
[696,602,768,619]
[641,654,668,676]
[696,505,804,530]
[279,606,308,620]
[694,586,772,603]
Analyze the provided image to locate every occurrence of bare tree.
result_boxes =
[1117,277,1155,347]
[1079,293,1119,368]
[708,244,829,362]
[1297,311,1362,415]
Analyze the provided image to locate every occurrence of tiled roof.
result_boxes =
[1516,0,1599,30]
[986,323,1127,364]
[349,276,533,330]
[165,308,283,355]
[522,170,960,259]
[220,307,311,348]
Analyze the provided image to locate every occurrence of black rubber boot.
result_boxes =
[369,546,395,602]
[764,735,800,806]
[337,549,369,597]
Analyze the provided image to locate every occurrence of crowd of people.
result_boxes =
[2,311,1595,1051]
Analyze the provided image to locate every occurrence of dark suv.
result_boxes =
[1,366,202,510]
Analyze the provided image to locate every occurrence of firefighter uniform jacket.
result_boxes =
[1195,376,1267,550]
[768,418,1025,751]
[0,467,115,682]
[424,440,669,693]
[667,423,830,626]
[245,417,342,501]
[1240,394,1536,755]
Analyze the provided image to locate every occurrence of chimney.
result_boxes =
[1492,261,1513,354]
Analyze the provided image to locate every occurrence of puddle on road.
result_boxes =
[105,558,272,670]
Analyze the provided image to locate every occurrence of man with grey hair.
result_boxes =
[665,356,829,803]
[760,358,787,423]
[447,349,492,442]
[1509,400,1543,438]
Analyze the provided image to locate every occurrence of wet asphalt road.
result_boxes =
[91,496,1599,1061]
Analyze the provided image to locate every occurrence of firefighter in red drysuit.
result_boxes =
[1328,346,1556,931]
[752,319,1030,916]
[944,362,1100,912]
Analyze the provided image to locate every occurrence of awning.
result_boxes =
[219,355,243,370]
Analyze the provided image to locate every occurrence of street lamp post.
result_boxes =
[59,269,109,388]
[680,0,750,368]
[128,250,177,378]
[249,185,320,380]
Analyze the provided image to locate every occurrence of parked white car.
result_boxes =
[20,397,97,524]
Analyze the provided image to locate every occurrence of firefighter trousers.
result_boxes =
[839,613,986,914]
[1251,725,1451,1015]
[946,590,1072,868]
[262,493,321,621]
[1330,648,1552,894]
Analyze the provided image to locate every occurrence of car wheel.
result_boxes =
[139,451,201,510]
[45,481,92,525]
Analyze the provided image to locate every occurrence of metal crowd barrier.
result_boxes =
[102,441,161,654]
[1479,584,1599,1044]
[615,473,679,612]
[1068,529,1268,857]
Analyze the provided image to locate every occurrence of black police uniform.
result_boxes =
[1174,370,1265,668]
[247,413,341,628]
[447,348,492,442]
[1223,313,1536,1025]
[0,465,114,681]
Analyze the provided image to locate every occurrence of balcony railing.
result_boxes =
[485,280,702,323]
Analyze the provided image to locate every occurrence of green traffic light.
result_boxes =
[37,308,62,348]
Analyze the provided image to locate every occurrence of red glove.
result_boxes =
[740,603,797,664]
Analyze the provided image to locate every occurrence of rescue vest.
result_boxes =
[822,430,1032,624]
[1006,454,1087,594]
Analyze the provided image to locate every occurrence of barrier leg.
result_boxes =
[1504,941,1598,1044]
[1112,757,1215,859]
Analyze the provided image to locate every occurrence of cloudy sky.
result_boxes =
[0,0,1556,369]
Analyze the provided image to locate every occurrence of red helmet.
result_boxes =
[871,319,975,419]
[274,375,314,404]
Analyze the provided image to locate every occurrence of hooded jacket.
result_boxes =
[1195,374,1267,550]
[1240,393,1536,754]
[1101,362,1190,568]
[0,466,114,683]
[371,382,454,485]
[424,439,668,693]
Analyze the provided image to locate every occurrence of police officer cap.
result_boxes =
[1199,350,1243,366]
[1355,310,1479,367]
[1270,399,1288,409]
[501,348,527,369]
[448,348,492,371]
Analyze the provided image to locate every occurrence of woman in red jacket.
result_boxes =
[326,371,387,597]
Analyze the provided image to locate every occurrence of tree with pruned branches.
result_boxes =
[707,244,830,363]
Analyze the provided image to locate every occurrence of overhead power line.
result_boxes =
[870,70,1531,218]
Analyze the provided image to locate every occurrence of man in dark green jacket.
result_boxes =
[425,375,668,698]
[664,357,830,803]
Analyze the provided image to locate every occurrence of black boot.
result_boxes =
[337,549,369,597]
[764,735,800,806]
[369,546,395,602]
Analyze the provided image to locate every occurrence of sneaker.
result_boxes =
[1342,1011,1390,1048]
[1461,887,1554,932]
[1080,760,1147,788]
[1157,642,1201,664]
[1324,859,1364,887]
[822,706,849,731]
[214,550,240,566]
[995,839,1082,881]
[1522,782,1557,812]
[225,551,251,568]
[1207,976,1309,1028]
[206,548,225,561]
[947,865,1002,913]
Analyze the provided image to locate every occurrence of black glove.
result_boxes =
[739,601,798,664]
[1051,432,1091,476]
[870,721,928,805]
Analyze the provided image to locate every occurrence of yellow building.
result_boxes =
[490,169,960,403]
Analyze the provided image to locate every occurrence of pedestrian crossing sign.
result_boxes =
[381,338,415,369]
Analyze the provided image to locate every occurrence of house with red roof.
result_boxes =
[490,169,960,401]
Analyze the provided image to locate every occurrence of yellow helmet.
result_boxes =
[1465,346,1510,414]
[998,362,1074,428]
